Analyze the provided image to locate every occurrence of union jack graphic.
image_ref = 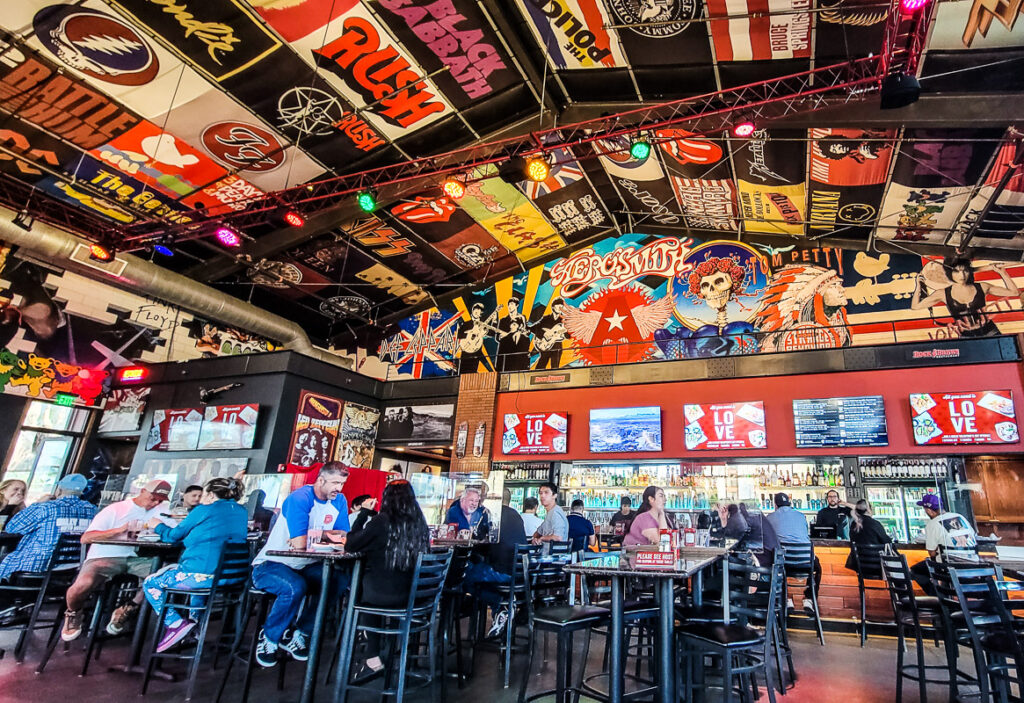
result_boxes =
[377,309,462,378]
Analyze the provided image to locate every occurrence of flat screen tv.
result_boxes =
[909,390,1018,445]
[684,401,766,450]
[589,406,662,453]
[793,396,889,448]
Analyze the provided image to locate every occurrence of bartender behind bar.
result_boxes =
[814,489,850,539]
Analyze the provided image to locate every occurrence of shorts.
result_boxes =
[80,556,154,581]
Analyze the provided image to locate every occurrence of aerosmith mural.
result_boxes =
[365,233,1024,379]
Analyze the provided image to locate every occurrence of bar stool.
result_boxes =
[927,556,989,701]
[879,551,946,703]
[141,542,251,700]
[437,547,471,689]
[777,540,824,645]
[214,583,289,703]
[850,541,893,646]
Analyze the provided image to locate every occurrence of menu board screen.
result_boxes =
[684,402,766,450]
[793,396,889,448]
[502,412,568,454]
[589,406,662,453]
[197,404,259,450]
[910,391,1019,445]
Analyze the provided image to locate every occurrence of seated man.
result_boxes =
[766,492,822,612]
[0,474,95,617]
[251,463,350,668]
[463,489,527,637]
[181,485,203,513]
[567,500,596,552]
[445,486,490,538]
[61,479,171,642]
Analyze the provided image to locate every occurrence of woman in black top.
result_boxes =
[345,479,430,674]
[846,499,892,571]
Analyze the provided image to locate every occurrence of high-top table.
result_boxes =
[564,542,736,703]
[266,548,362,703]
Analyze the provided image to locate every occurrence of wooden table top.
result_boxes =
[563,546,731,579]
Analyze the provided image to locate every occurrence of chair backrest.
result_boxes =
[512,543,542,590]
[47,532,85,572]
[548,541,572,555]
[879,551,922,621]
[441,547,471,592]
[213,542,252,589]
[777,540,814,576]
[407,549,453,615]
[851,542,886,582]
[727,556,783,639]
[523,553,571,618]
[948,564,1009,649]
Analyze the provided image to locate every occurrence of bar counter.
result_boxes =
[810,539,927,621]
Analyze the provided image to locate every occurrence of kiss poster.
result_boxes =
[910,390,1019,445]
[684,401,767,450]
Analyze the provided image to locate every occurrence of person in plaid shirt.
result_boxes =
[0,474,95,582]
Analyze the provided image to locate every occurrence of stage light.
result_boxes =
[629,138,652,161]
[901,0,929,11]
[356,191,377,212]
[283,210,305,227]
[732,122,756,138]
[880,72,922,109]
[215,227,241,247]
[89,244,114,262]
[525,156,550,182]
[152,243,174,257]
[12,209,34,231]
[441,177,465,199]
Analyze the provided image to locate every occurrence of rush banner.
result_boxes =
[684,401,767,450]
[706,0,812,61]
[501,411,568,454]
[910,390,1019,445]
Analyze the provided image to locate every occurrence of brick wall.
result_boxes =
[451,372,498,475]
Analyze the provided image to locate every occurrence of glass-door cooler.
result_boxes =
[859,457,956,543]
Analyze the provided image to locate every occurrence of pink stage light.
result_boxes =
[215,227,241,247]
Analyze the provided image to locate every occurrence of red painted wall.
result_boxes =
[493,363,1024,460]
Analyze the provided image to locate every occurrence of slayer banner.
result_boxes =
[287,391,344,471]
[372,0,520,107]
[910,390,1019,445]
[706,0,812,61]
[733,129,806,236]
[807,128,896,237]
[603,0,712,66]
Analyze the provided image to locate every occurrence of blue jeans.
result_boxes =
[252,560,349,644]
[463,562,510,608]
[143,565,212,627]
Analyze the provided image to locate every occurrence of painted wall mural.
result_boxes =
[360,232,1024,379]
[0,244,277,405]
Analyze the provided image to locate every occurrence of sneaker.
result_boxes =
[786,598,795,611]
[486,608,509,638]
[802,598,815,614]
[281,630,309,661]
[61,609,83,642]
[106,602,138,635]
[255,631,278,668]
[156,620,196,653]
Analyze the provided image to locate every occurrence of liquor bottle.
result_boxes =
[849,469,858,488]
[793,470,802,487]
[806,468,814,486]
[836,468,843,486]
[883,461,893,479]
[784,470,792,487]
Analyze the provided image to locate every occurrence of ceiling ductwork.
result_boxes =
[0,207,350,369]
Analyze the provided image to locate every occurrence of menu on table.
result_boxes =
[909,390,1019,445]
[684,402,766,450]
[502,412,567,454]
[793,396,889,448]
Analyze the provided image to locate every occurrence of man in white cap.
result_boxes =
[61,479,171,642]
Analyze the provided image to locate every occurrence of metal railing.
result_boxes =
[379,309,1023,380]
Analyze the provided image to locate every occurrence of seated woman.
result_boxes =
[345,479,430,674]
[142,477,248,652]
[0,479,27,527]
[846,499,892,571]
[721,504,749,540]
[623,486,674,547]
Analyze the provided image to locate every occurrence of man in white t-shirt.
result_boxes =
[910,493,977,595]
[251,463,350,668]
[61,479,171,642]
[520,496,543,536]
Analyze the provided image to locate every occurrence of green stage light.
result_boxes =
[630,139,652,161]
[356,191,377,212]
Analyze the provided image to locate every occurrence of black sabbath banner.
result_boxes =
[806,128,896,238]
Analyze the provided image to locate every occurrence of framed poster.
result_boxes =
[910,391,1018,445]
[337,402,381,468]
[287,391,344,468]
[501,412,568,454]
[684,402,766,450]
[197,404,259,450]
[99,387,150,434]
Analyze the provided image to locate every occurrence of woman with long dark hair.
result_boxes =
[623,486,674,546]
[345,479,430,673]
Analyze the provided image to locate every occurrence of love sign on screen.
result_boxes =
[909,391,1019,445]
[502,412,568,454]
[684,401,766,450]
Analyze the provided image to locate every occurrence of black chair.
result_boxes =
[777,540,824,646]
[0,532,82,662]
[214,584,289,703]
[335,550,452,702]
[850,542,892,647]
[437,546,471,689]
[517,552,608,703]
[879,551,945,703]
[927,557,986,702]
[679,558,785,703]
[140,541,251,700]
[548,541,573,556]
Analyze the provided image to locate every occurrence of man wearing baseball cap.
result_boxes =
[910,493,977,595]
[61,479,171,642]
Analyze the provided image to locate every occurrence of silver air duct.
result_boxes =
[0,207,350,369]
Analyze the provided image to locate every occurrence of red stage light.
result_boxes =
[89,244,113,262]
[732,122,756,138]
[283,211,304,227]
[117,366,149,383]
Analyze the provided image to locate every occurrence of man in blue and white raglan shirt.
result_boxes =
[251,462,350,667]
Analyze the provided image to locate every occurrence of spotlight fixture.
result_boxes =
[283,210,305,227]
[215,226,242,247]
[12,208,34,231]
[524,156,550,182]
[441,177,466,199]
[879,72,922,109]
[732,121,756,138]
[89,243,114,262]
[629,138,652,161]
[270,207,305,228]
[152,243,174,257]
[901,0,929,11]
[356,190,377,213]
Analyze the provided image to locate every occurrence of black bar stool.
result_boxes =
[777,540,824,646]
[850,541,893,646]
[214,583,289,703]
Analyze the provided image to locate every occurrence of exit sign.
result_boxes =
[54,393,77,407]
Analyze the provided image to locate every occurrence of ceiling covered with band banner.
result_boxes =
[0,0,1023,347]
